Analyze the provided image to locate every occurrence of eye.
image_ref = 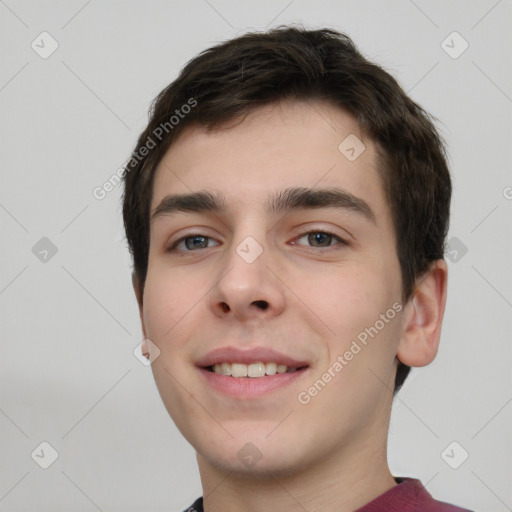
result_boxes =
[292,230,348,249]
[168,234,219,252]
[167,229,348,253]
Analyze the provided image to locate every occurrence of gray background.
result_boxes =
[1,1,511,511]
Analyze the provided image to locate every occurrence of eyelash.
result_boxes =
[167,229,348,252]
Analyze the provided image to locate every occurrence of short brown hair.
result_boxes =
[122,26,451,395]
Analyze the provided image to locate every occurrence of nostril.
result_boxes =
[253,300,268,310]
[221,303,230,312]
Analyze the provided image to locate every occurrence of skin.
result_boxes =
[133,99,448,512]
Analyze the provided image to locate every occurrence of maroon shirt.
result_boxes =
[354,477,473,511]
[182,477,473,511]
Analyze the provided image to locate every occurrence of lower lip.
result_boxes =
[198,367,309,399]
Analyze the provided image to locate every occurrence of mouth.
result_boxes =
[204,361,308,377]
[195,346,311,398]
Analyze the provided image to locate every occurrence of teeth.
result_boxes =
[231,363,247,378]
[248,362,265,378]
[220,362,231,376]
[213,363,232,376]
[265,362,277,375]
[211,362,301,377]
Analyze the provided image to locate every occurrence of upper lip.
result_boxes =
[195,346,310,368]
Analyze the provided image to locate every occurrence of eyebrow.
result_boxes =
[151,187,376,224]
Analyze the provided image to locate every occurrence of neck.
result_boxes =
[197,423,397,512]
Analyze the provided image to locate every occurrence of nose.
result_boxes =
[207,234,286,324]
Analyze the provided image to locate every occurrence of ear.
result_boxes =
[132,272,148,340]
[396,259,448,367]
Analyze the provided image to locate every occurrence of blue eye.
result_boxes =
[167,230,347,252]
[169,235,218,251]
[293,230,348,249]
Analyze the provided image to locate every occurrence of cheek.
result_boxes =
[300,269,401,420]
[311,262,401,376]
[311,266,386,336]
[141,263,204,347]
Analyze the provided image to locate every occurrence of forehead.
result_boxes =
[150,99,388,220]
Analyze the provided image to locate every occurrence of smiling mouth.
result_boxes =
[205,362,308,377]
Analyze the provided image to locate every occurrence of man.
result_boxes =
[122,26,472,512]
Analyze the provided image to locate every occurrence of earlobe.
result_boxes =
[396,260,448,367]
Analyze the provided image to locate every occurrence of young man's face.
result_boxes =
[138,100,406,477]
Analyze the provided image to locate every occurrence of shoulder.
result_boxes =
[395,478,474,512]
[356,477,474,512]
[181,496,203,512]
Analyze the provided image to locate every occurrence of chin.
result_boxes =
[202,448,303,480]
[196,433,308,479]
